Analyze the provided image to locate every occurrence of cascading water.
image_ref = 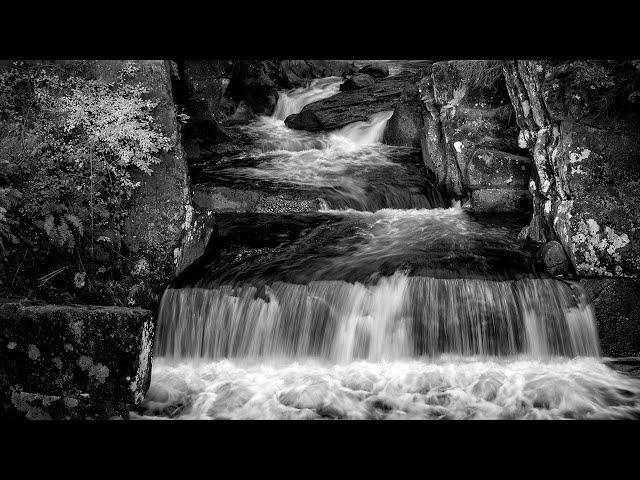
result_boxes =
[135,76,640,420]
[272,76,343,121]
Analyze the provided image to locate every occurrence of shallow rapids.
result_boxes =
[215,109,442,211]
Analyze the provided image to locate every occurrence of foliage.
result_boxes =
[451,60,505,90]
[0,61,172,302]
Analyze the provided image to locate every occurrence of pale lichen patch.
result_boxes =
[88,363,110,384]
[569,148,591,164]
[28,344,41,360]
[572,218,630,275]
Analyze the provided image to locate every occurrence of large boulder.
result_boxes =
[340,73,375,91]
[358,62,390,79]
[285,72,415,131]
[0,301,155,419]
[383,83,424,148]
[581,278,640,357]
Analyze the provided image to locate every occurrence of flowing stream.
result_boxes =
[136,75,640,420]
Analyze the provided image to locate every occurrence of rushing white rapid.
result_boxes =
[272,76,343,120]
[135,357,640,420]
[139,75,640,420]
[225,111,429,211]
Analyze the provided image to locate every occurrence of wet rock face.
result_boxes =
[582,278,640,357]
[285,72,416,131]
[0,302,155,419]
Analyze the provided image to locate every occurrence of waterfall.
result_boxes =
[272,77,343,121]
[156,274,600,361]
[137,74,640,421]
[331,110,394,146]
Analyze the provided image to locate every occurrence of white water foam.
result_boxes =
[230,111,402,209]
[272,76,343,120]
[135,357,640,420]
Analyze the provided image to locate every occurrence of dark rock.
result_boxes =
[537,241,570,275]
[358,62,390,79]
[502,60,640,279]
[581,278,640,357]
[340,74,375,91]
[383,83,424,148]
[470,189,532,214]
[419,61,520,199]
[467,149,532,190]
[285,72,415,131]
[0,301,155,419]
[556,120,640,277]
[279,60,357,88]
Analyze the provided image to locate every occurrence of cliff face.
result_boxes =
[416,61,531,214]
[502,60,640,278]
[90,61,191,278]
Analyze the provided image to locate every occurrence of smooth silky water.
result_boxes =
[135,76,640,420]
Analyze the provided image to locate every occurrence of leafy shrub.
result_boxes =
[0,61,172,301]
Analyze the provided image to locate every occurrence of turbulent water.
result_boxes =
[157,276,598,361]
[272,76,343,121]
[135,358,640,420]
[225,111,434,211]
[138,73,640,420]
